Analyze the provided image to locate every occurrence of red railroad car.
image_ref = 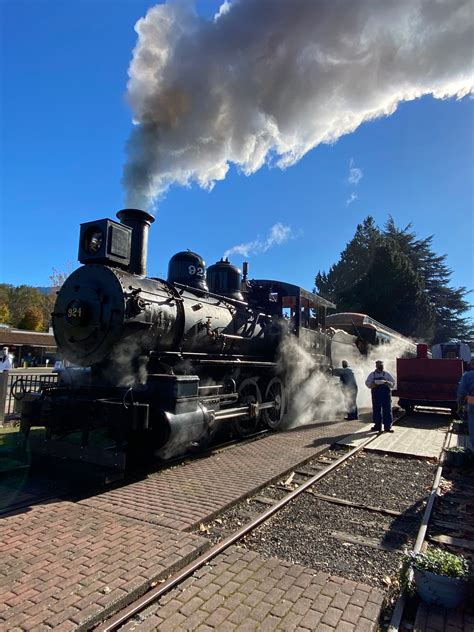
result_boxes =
[394,342,470,415]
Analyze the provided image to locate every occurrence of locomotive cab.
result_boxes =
[248,280,335,366]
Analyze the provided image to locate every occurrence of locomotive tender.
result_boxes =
[21,209,336,469]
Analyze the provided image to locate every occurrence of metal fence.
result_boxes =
[0,370,58,424]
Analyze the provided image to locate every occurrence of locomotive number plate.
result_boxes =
[66,299,86,325]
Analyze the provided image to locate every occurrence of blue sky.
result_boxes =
[1,1,473,320]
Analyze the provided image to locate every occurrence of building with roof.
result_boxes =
[0,326,56,367]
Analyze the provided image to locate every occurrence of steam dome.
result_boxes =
[207,258,243,301]
[167,250,208,291]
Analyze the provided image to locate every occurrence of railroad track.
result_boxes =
[9,409,450,632]
[388,422,474,632]
[95,427,388,631]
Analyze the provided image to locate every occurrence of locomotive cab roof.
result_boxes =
[250,280,335,310]
[248,280,335,332]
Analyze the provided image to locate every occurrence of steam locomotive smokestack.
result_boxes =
[116,208,155,276]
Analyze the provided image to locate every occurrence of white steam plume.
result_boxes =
[331,332,417,409]
[224,222,292,258]
[278,328,419,429]
[124,0,473,207]
[277,330,346,427]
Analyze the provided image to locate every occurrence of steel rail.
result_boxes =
[96,427,384,632]
[387,426,451,632]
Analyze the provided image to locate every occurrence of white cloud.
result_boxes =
[224,223,292,258]
[346,192,358,206]
[348,158,363,185]
[214,1,232,22]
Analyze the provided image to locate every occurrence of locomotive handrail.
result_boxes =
[174,281,249,307]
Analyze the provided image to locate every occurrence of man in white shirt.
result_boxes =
[0,347,13,371]
[365,360,395,432]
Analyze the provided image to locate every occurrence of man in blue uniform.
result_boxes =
[365,360,395,432]
[457,358,474,447]
[333,360,358,420]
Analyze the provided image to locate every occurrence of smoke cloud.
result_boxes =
[123,0,473,207]
[224,222,292,258]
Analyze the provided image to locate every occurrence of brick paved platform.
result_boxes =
[79,418,363,532]
[338,413,449,458]
[413,602,474,632]
[120,545,385,631]
[0,500,208,631]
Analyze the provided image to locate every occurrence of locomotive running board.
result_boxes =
[28,434,127,471]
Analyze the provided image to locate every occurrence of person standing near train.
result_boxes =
[0,347,13,371]
[365,360,395,432]
[333,360,358,420]
[457,358,474,447]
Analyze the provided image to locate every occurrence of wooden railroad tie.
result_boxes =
[304,490,418,519]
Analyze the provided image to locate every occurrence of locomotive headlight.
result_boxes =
[83,227,104,254]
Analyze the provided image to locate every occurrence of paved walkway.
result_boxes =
[414,603,474,632]
[79,417,364,531]
[338,413,449,458]
[120,546,385,632]
[0,501,208,631]
[1,417,366,631]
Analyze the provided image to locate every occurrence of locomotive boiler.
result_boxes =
[21,209,335,469]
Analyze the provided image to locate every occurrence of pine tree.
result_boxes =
[316,216,380,303]
[337,238,435,339]
[315,216,471,343]
[383,218,472,343]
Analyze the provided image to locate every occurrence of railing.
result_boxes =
[0,370,59,425]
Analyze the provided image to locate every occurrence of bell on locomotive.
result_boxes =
[167,250,209,291]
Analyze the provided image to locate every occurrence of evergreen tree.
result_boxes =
[315,216,470,343]
[337,238,435,339]
[316,217,380,303]
[383,218,472,343]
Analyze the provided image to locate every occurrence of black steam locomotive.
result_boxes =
[21,209,336,469]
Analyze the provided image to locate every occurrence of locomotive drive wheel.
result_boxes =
[234,378,262,437]
[263,377,287,430]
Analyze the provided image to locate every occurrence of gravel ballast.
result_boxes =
[200,449,437,592]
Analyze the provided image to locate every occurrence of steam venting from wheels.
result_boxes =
[123,0,473,208]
